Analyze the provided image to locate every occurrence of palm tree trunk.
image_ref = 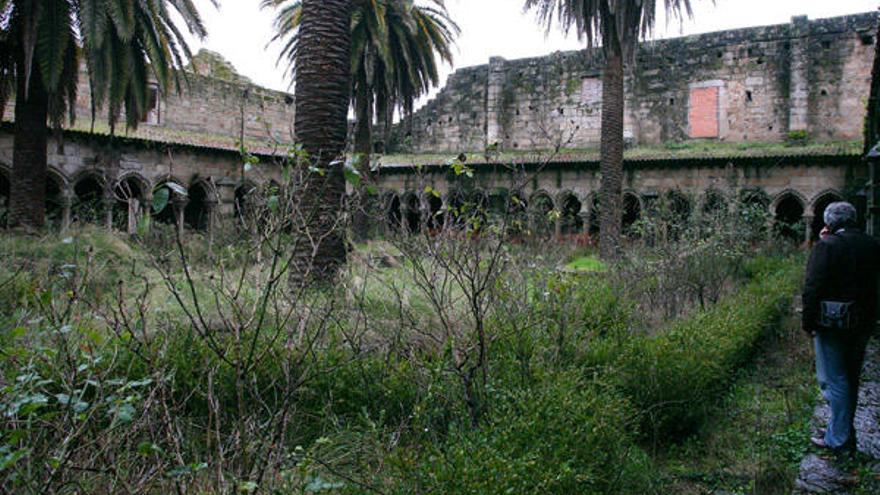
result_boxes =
[351,89,373,241]
[290,0,352,285]
[8,60,49,231]
[598,49,625,259]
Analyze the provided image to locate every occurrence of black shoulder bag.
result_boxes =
[819,300,859,331]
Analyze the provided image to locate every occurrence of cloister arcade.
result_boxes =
[378,185,853,244]
[0,165,256,237]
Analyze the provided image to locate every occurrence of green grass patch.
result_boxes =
[565,255,607,273]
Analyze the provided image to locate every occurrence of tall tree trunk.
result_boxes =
[351,89,373,241]
[290,0,352,284]
[8,60,49,231]
[598,48,625,259]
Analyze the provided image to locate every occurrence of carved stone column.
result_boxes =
[173,196,188,238]
[60,194,73,232]
[127,198,140,236]
[205,199,218,243]
[103,195,114,231]
[804,215,814,243]
[579,211,591,235]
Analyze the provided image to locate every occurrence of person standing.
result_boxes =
[803,202,880,450]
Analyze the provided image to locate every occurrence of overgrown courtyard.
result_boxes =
[0,184,829,493]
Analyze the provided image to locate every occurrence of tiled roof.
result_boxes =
[377,140,864,170]
[63,121,287,156]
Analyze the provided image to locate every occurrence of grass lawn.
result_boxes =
[565,254,606,273]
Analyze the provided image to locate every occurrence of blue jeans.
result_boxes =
[814,332,868,448]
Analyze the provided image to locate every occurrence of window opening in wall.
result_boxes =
[669,98,675,106]
[716,51,723,58]
[756,58,764,65]
[861,34,875,46]
[746,90,753,103]
[142,83,160,125]
[821,40,832,50]
[820,89,828,96]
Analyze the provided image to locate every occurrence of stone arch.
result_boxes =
[234,180,258,226]
[425,192,444,231]
[445,189,465,230]
[528,190,554,236]
[771,189,808,213]
[113,173,149,233]
[810,189,845,240]
[185,179,216,232]
[738,187,771,228]
[72,170,108,225]
[151,178,187,226]
[401,191,421,233]
[45,168,67,225]
[622,191,642,234]
[702,188,727,217]
[384,192,402,232]
[466,189,489,229]
[772,191,806,243]
[739,187,771,210]
[557,191,583,235]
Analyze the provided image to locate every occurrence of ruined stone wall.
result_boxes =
[5,68,296,145]
[395,12,878,153]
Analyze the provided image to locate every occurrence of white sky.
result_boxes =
[190,0,879,107]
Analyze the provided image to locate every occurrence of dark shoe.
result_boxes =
[811,435,856,453]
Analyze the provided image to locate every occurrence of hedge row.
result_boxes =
[392,259,800,493]
[612,259,800,441]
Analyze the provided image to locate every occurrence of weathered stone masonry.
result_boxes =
[0,64,296,235]
[394,13,878,153]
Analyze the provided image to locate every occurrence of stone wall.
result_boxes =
[394,12,878,153]
[4,67,296,146]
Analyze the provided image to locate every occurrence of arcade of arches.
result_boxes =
[0,131,868,245]
[377,186,853,243]
[0,165,233,236]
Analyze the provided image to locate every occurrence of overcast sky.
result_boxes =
[190,0,879,107]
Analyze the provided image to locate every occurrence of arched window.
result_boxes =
[73,173,106,225]
[185,182,213,231]
[559,193,583,235]
[773,193,805,244]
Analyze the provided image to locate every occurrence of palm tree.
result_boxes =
[288,0,352,283]
[0,0,212,230]
[524,0,694,259]
[262,0,458,239]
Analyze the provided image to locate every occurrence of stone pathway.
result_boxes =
[793,336,880,494]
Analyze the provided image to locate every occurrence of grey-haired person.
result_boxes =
[803,201,880,450]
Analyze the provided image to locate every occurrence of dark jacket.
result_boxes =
[803,228,880,335]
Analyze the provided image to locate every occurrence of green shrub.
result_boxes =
[613,260,800,442]
[393,372,652,495]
